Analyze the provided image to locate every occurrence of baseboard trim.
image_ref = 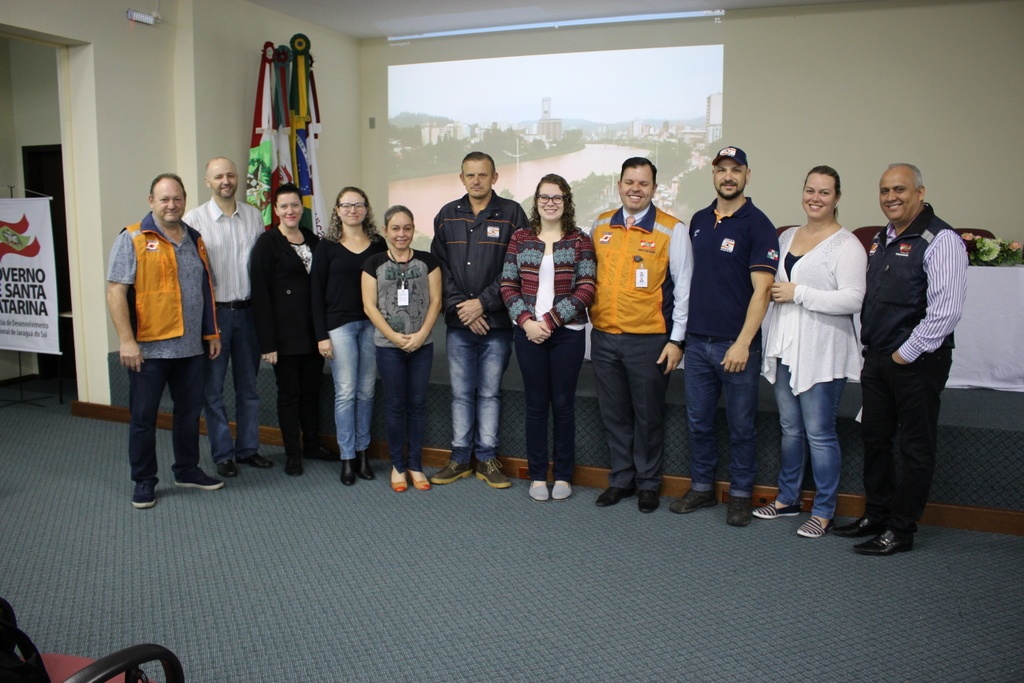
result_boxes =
[71,400,1024,536]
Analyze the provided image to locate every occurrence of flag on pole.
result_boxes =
[246,42,276,228]
[304,66,328,237]
[247,37,323,231]
[288,34,327,236]
[272,44,295,194]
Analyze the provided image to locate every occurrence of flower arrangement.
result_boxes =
[959,233,1023,267]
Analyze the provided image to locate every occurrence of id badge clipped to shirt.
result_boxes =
[633,255,648,289]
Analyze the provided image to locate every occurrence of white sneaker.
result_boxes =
[551,480,572,501]
[529,481,549,502]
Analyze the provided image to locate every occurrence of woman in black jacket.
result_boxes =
[250,183,324,475]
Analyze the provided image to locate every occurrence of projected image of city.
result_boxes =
[387,45,724,240]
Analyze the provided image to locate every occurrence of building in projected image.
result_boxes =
[536,97,563,142]
[706,92,723,144]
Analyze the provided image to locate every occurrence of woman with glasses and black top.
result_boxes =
[311,187,387,485]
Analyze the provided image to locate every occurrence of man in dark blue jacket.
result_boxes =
[835,163,967,555]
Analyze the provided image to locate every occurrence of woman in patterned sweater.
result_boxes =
[500,174,596,502]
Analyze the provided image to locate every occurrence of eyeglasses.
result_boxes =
[537,195,564,205]
[338,202,366,212]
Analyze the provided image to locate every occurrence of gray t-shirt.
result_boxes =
[106,217,206,359]
[362,250,439,348]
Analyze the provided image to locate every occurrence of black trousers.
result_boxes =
[590,329,671,492]
[860,347,952,533]
[272,352,324,457]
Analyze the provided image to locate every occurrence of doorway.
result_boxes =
[22,144,73,381]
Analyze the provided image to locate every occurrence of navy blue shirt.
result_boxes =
[687,197,778,340]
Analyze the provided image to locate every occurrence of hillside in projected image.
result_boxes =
[387,45,724,241]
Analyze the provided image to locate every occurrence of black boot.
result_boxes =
[355,450,375,480]
[340,458,356,486]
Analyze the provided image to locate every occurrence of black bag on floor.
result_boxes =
[0,597,51,683]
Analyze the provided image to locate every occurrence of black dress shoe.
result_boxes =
[237,454,274,469]
[637,490,660,513]
[304,445,335,461]
[854,530,914,556]
[284,455,303,476]
[215,461,238,478]
[340,459,356,486]
[595,486,635,507]
[354,450,375,480]
[833,516,886,538]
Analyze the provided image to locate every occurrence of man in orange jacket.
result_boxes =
[106,173,224,509]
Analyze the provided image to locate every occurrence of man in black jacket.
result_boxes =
[835,163,967,555]
[429,152,528,489]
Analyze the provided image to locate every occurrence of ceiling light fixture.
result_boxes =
[388,9,724,42]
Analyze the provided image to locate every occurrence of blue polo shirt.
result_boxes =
[687,197,778,340]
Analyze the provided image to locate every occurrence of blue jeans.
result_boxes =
[204,306,261,463]
[328,320,377,460]
[446,327,513,463]
[685,334,762,497]
[376,344,433,472]
[773,363,846,519]
[128,354,206,483]
[514,326,585,482]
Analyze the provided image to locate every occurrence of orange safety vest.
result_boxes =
[590,207,679,335]
[126,222,218,342]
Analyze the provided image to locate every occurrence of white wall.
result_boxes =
[0,0,360,403]
[359,0,1024,240]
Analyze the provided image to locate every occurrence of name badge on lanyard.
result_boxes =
[397,279,409,307]
[634,255,647,288]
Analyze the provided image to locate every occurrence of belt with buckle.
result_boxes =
[215,300,251,310]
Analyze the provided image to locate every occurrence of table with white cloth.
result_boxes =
[584,267,1024,391]
[946,265,1024,391]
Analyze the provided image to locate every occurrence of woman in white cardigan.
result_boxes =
[755,166,866,538]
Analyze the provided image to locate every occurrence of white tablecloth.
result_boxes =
[585,266,1024,391]
[947,266,1024,391]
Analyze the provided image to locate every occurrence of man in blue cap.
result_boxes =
[670,146,779,527]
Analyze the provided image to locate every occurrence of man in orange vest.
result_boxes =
[590,157,692,513]
[107,173,224,509]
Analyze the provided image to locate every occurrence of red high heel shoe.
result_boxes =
[390,467,408,493]
[409,470,431,491]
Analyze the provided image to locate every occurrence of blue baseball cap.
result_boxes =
[712,146,749,166]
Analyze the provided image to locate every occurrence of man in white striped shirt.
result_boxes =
[183,157,273,477]
[835,163,967,555]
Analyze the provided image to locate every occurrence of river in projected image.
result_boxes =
[389,144,661,240]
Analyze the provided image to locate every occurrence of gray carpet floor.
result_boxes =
[1,385,1022,682]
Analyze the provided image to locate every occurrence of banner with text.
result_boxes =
[0,198,59,354]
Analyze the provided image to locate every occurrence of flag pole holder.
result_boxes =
[0,351,50,409]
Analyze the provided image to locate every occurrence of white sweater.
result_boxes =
[763,226,867,395]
